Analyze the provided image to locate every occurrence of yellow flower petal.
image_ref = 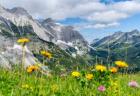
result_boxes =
[110,67,118,73]
[115,61,128,68]
[71,71,80,77]
[86,74,93,80]
[95,65,107,72]
[17,38,30,44]
[40,50,52,59]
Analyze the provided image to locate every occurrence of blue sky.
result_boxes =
[1,0,140,42]
[82,13,140,42]
[56,0,140,42]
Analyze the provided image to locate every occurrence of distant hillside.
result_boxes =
[90,29,140,69]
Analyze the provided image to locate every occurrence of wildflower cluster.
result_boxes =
[17,38,53,75]
[15,37,139,95]
[71,60,130,92]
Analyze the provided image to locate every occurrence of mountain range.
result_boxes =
[0,5,88,69]
[0,5,140,70]
[90,29,140,69]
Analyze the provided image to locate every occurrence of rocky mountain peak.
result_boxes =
[91,29,140,48]
[89,29,140,68]
[131,29,139,33]
[10,7,28,14]
[128,29,140,35]
[9,7,32,18]
[0,5,88,56]
[0,5,89,69]
[40,18,87,44]
[41,18,58,28]
[43,18,55,23]
[113,31,124,36]
[0,5,6,13]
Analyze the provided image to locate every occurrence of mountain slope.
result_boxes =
[0,5,88,51]
[0,6,55,42]
[0,6,88,69]
[39,18,88,54]
[90,30,140,68]
[41,18,87,43]
[91,29,140,49]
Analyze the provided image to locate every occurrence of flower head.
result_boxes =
[40,50,52,59]
[98,85,106,92]
[27,65,39,73]
[115,61,128,68]
[17,38,30,44]
[128,81,139,88]
[86,74,93,80]
[71,71,80,77]
[95,65,107,72]
[110,67,118,73]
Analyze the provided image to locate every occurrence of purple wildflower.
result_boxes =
[128,81,139,88]
[98,85,106,92]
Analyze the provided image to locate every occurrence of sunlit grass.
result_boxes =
[0,68,140,96]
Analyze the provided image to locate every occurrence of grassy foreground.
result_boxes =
[0,68,140,96]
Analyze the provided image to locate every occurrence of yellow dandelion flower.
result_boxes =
[40,50,52,59]
[86,74,93,80]
[27,65,39,73]
[17,38,30,44]
[27,68,32,73]
[110,67,118,73]
[115,61,128,68]
[95,65,107,72]
[71,71,80,77]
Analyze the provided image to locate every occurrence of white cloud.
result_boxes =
[0,0,102,19]
[112,0,140,13]
[93,22,120,29]
[87,11,128,23]
[0,0,140,29]
[76,22,119,30]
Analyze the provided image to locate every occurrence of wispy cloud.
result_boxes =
[93,22,120,29]
[75,22,119,30]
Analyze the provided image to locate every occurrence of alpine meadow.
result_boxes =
[0,0,140,96]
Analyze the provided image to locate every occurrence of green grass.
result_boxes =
[0,69,140,96]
